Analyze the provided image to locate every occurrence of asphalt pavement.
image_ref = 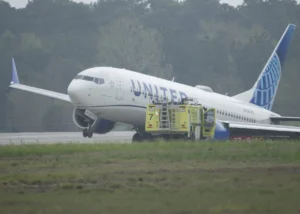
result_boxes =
[0,131,135,145]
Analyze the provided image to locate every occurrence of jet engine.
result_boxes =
[72,108,115,136]
[213,121,230,140]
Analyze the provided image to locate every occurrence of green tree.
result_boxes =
[96,17,173,79]
[1,0,300,131]
[0,30,18,132]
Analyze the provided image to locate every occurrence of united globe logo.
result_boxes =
[250,53,281,110]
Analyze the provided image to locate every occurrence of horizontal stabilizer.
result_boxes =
[270,116,300,123]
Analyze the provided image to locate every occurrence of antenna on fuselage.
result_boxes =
[172,77,175,82]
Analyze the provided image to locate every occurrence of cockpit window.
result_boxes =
[74,75,105,85]
[82,76,94,81]
[74,75,83,79]
[94,78,105,85]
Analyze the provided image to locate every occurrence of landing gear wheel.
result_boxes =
[82,128,93,138]
[132,132,154,143]
[88,131,93,138]
[132,133,143,143]
[83,129,88,138]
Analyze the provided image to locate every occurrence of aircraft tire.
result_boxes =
[132,133,143,143]
[83,129,88,138]
[88,131,93,138]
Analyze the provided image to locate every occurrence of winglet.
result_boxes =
[11,58,20,85]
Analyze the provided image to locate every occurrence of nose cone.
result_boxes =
[67,80,91,106]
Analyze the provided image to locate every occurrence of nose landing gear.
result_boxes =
[82,123,94,138]
[82,128,93,138]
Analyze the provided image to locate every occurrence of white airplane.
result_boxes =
[8,24,300,141]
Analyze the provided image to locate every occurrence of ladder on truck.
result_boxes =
[170,108,176,130]
[159,102,170,130]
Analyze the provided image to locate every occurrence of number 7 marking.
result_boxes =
[149,114,153,120]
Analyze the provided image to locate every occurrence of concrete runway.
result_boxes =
[0,131,135,145]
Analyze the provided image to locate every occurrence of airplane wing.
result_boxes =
[224,121,300,133]
[221,121,300,139]
[9,84,71,102]
[8,58,71,103]
[270,116,300,123]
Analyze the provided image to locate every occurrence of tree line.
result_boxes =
[0,0,300,132]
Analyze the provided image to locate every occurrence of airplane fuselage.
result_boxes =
[67,67,280,129]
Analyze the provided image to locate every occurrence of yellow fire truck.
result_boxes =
[145,98,216,140]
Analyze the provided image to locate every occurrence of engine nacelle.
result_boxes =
[213,121,230,140]
[72,108,115,134]
[195,85,213,92]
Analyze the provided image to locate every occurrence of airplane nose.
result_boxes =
[67,80,90,105]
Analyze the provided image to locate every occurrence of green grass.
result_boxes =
[1,140,300,214]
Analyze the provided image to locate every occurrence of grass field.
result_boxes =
[1,140,300,214]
